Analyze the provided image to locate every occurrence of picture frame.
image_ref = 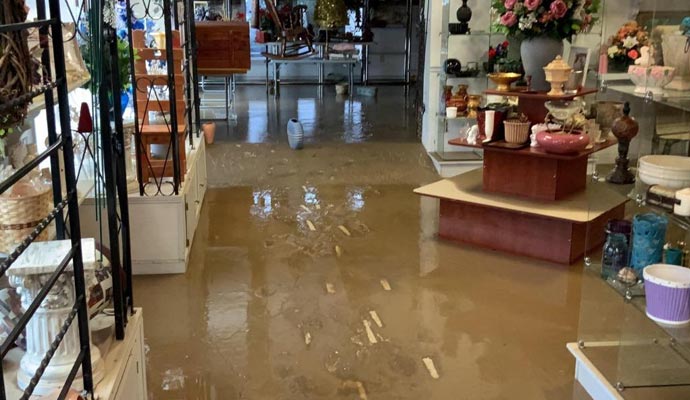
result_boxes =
[193,1,209,19]
[567,46,591,87]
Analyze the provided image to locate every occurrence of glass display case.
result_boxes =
[576,1,690,397]
[431,0,504,162]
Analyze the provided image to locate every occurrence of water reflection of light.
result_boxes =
[297,98,316,137]
[344,100,366,143]
[247,100,268,143]
[303,186,320,206]
[347,188,365,211]
[251,190,273,219]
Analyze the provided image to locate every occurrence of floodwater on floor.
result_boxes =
[133,86,586,399]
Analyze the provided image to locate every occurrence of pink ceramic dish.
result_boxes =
[535,131,590,154]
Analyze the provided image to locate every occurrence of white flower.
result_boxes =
[607,46,620,57]
[622,36,639,49]
[519,13,537,31]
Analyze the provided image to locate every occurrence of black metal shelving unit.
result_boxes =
[0,0,94,397]
[124,0,200,197]
[0,0,135,395]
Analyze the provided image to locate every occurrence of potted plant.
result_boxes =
[492,0,600,91]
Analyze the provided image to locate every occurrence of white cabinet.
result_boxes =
[96,308,147,400]
[79,135,208,274]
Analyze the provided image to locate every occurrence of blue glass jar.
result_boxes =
[631,213,668,275]
[601,233,629,280]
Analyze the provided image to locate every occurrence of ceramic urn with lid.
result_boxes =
[543,56,572,96]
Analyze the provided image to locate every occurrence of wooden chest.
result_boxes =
[195,21,251,75]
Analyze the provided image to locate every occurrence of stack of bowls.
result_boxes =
[639,155,690,189]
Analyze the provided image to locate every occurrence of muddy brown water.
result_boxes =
[134,86,585,399]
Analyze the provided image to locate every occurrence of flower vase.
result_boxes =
[608,57,632,73]
[202,122,216,144]
[120,90,130,114]
[662,33,690,90]
[520,37,563,92]
[456,0,472,34]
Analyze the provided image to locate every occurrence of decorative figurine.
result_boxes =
[606,102,638,184]
[617,267,638,285]
[467,124,479,145]
[456,0,472,35]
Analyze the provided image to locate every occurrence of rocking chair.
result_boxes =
[264,0,314,58]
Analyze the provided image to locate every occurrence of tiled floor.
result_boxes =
[134,84,588,399]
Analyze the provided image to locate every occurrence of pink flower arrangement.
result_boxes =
[492,0,600,40]
[500,11,518,27]
[549,0,568,18]
[524,0,541,11]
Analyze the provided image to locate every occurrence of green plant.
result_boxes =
[81,37,138,92]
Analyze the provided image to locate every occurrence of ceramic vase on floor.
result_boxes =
[287,119,304,150]
[202,122,216,144]
[520,37,563,92]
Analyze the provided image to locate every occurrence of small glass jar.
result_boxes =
[602,233,629,280]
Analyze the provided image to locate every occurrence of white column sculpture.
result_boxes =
[8,238,104,396]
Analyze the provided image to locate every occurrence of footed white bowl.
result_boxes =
[628,66,675,96]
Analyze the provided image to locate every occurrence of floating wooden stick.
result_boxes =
[363,320,378,344]
[422,357,440,379]
[369,310,383,328]
[304,332,312,346]
[326,283,336,294]
[380,279,392,291]
[338,225,351,237]
[306,220,316,231]
[342,381,368,400]
[335,245,343,257]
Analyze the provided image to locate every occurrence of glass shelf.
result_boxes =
[606,85,690,113]
[581,263,690,388]
[447,31,493,37]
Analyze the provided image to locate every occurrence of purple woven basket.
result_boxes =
[644,264,690,325]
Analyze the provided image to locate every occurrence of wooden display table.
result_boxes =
[415,169,627,264]
[449,138,618,200]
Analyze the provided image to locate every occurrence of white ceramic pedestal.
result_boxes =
[8,238,104,396]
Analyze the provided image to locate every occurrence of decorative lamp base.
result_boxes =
[606,157,636,184]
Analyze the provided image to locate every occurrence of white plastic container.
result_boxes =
[446,107,458,119]
[644,264,690,325]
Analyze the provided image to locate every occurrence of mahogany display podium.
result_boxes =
[416,89,628,264]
